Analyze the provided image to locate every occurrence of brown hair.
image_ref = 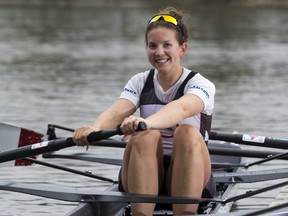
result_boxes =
[145,7,188,46]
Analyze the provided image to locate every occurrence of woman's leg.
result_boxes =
[121,130,164,216]
[166,125,211,215]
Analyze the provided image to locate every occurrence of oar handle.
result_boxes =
[87,121,147,142]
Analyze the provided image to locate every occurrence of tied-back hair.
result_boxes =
[145,7,188,45]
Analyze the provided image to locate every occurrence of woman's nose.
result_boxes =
[155,46,164,55]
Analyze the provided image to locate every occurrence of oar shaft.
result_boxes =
[0,138,74,163]
[0,130,116,163]
[0,129,116,163]
[210,131,288,149]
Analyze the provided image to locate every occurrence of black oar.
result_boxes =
[210,131,288,149]
[47,124,288,149]
[0,122,147,164]
[48,123,288,150]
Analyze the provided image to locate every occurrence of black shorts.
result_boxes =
[118,155,215,198]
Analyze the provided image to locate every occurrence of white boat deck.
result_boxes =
[270,178,288,208]
[230,157,288,212]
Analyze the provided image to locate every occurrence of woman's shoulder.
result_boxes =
[183,68,216,97]
[128,69,154,86]
[184,68,214,85]
[130,69,151,79]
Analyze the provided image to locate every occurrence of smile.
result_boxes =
[155,58,169,63]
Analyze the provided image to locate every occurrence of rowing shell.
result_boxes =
[1,122,288,215]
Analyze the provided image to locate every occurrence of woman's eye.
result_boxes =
[164,43,172,48]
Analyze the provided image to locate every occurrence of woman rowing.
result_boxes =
[73,7,216,216]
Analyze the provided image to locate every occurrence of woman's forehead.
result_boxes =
[147,27,178,41]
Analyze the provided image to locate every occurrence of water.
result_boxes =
[0,2,288,215]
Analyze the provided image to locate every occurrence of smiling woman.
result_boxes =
[72,6,215,216]
[1,1,288,216]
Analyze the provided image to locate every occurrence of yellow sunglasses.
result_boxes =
[148,14,178,26]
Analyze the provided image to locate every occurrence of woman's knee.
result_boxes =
[130,130,162,154]
[173,125,204,152]
[174,125,201,138]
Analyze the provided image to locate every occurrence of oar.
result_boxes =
[210,131,288,149]
[0,122,44,166]
[3,121,288,164]
[49,123,288,151]
[48,123,288,150]
[0,122,147,164]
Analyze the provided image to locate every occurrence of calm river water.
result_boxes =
[0,1,288,215]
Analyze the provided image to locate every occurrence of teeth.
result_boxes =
[156,59,168,63]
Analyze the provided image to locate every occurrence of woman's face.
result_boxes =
[146,27,187,74]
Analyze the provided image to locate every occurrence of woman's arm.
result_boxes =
[147,94,204,129]
[93,98,136,130]
[120,94,204,134]
[73,98,136,146]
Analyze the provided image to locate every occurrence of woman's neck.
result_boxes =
[157,67,183,91]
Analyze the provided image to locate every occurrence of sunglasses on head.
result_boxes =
[148,14,178,26]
